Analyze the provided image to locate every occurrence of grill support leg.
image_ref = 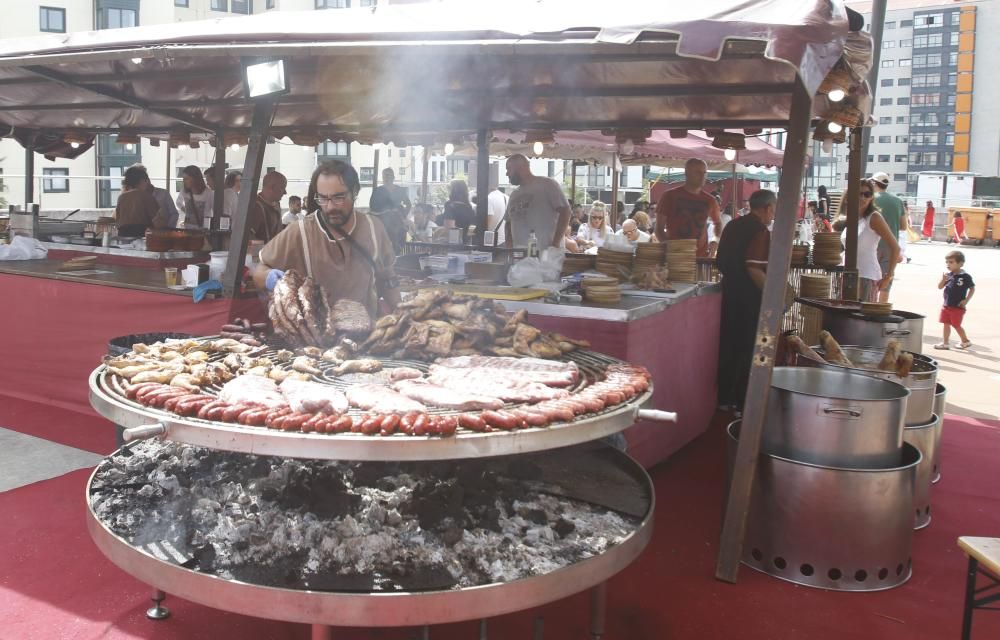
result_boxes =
[962,557,978,640]
[590,582,607,640]
[145,589,170,620]
[478,619,488,639]
[533,616,545,640]
[420,625,430,640]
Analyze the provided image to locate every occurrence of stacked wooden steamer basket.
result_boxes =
[665,239,697,283]
[812,231,843,267]
[581,275,622,304]
[740,315,945,592]
[595,247,634,282]
[633,243,667,276]
[561,253,596,277]
[797,274,832,345]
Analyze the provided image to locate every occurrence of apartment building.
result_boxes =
[840,0,1000,197]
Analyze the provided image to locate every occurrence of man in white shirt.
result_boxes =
[487,186,508,245]
[282,195,304,225]
[617,219,651,246]
[503,154,571,250]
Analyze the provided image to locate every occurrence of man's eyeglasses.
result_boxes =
[315,192,352,206]
[859,192,873,198]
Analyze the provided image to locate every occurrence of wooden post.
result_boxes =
[223,100,275,297]
[372,148,380,195]
[475,128,490,244]
[420,145,430,205]
[570,161,578,206]
[610,154,620,229]
[165,143,172,195]
[715,80,813,583]
[860,0,889,179]
[843,128,862,300]
[211,130,226,249]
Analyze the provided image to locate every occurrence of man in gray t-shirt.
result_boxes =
[503,154,571,250]
[870,171,906,302]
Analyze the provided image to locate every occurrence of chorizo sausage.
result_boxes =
[302,413,327,433]
[175,396,217,417]
[412,413,432,436]
[435,415,458,436]
[482,410,517,431]
[282,412,311,432]
[326,415,353,433]
[380,414,401,436]
[196,400,229,420]
[222,404,252,423]
[360,414,384,435]
[164,394,203,412]
[205,404,230,421]
[126,382,162,400]
[399,412,419,435]
[513,409,549,428]
[458,413,487,432]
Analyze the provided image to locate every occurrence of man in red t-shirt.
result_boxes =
[654,158,722,257]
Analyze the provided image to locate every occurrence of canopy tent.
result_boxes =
[646,167,780,184]
[0,1,874,585]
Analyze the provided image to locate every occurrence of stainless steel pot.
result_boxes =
[932,383,946,483]
[764,367,909,469]
[903,414,938,530]
[728,421,918,592]
[799,346,937,425]
[823,310,924,354]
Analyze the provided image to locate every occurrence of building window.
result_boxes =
[174,0,189,6]
[97,133,141,207]
[884,21,896,29]
[866,155,874,163]
[98,1,139,29]
[911,73,940,88]
[316,0,349,7]
[900,39,911,48]
[43,168,69,193]
[881,60,894,68]
[947,94,956,106]
[359,167,374,182]
[946,114,956,125]
[948,72,957,86]
[398,148,406,158]
[893,173,908,181]
[945,133,955,145]
[360,0,376,6]
[266,0,275,7]
[398,166,406,177]
[913,34,943,48]
[900,19,913,27]
[943,152,953,166]
[881,78,894,87]
[232,0,252,13]
[317,140,350,163]
[898,59,911,67]
[879,116,892,125]
[878,155,891,162]
[879,98,892,106]
[895,155,907,162]
[896,97,910,105]
[913,54,942,68]
[898,78,911,86]
[883,40,895,49]
[908,152,921,164]
[878,136,891,143]
[912,93,941,106]
[211,0,227,10]
[896,135,909,143]
[914,13,942,29]
[547,161,555,178]
[921,153,938,165]
[39,6,66,32]
[896,116,908,124]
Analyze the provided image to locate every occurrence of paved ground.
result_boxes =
[889,238,999,420]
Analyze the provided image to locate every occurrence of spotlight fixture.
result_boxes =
[532,141,544,155]
[241,58,290,100]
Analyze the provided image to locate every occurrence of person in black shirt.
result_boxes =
[368,168,410,254]
[934,250,975,350]
[442,179,476,239]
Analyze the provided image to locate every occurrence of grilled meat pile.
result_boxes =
[270,269,372,348]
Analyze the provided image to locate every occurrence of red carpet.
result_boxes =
[2,414,999,640]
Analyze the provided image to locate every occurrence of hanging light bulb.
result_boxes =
[70,142,80,149]
[621,139,635,155]
[131,57,143,64]
[723,148,737,161]
[230,143,240,151]
[827,88,846,103]
[444,143,455,156]
[532,140,544,155]
[827,121,843,133]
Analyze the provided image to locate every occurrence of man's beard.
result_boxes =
[325,207,354,228]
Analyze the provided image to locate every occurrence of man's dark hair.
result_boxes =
[225,170,242,188]
[123,165,150,189]
[749,189,777,210]
[306,160,361,212]
[288,195,302,204]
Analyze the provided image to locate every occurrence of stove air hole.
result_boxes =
[751,548,763,562]
[828,568,842,581]
[773,556,787,570]
[926,506,931,516]
[878,568,889,580]
[799,564,814,577]
[896,563,904,576]
[855,570,868,582]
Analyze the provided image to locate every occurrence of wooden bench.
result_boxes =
[958,537,1000,639]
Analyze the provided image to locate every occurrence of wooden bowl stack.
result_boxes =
[791,244,810,267]
[582,276,622,304]
[562,253,596,277]
[595,247,634,282]
[812,232,842,267]
[633,243,667,277]
[797,274,832,346]
[861,302,893,316]
[666,239,697,283]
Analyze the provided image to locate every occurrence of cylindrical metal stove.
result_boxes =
[764,367,908,469]
[932,384,946,483]
[728,421,918,592]
[903,414,938,530]
[821,310,924,354]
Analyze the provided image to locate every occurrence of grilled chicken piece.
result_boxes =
[513,323,542,356]
[291,356,322,376]
[107,363,161,379]
[131,367,185,384]
[299,346,323,358]
[274,349,294,363]
[330,359,382,376]
[169,373,203,392]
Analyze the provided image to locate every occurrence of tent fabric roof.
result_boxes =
[0,0,871,144]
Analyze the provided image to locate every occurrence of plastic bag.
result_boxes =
[0,235,48,261]
[507,247,564,287]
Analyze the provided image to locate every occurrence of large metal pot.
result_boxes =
[728,421,918,592]
[823,310,924,354]
[903,414,938,530]
[799,346,937,425]
[764,367,909,469]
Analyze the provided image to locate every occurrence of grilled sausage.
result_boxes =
[380,414,401,436]
[537,404,574,423]
[399,412,420,435]
[196,400,229,420]
[412,413,432,436]
[326,415,353,434]
[360,414,384,435]
[282,412,311,432]
[175,396,217,417]
[458,413,487,432]
[238,407,270,426]
[135,384,169,403]
[163,393,203,412]
[512,408,549,428]
[482,410,517,431]
[435,415,459,436]
[126,382,163,400]
[205,404,230,421]
[222,403,253,423]
[302,413,327,433]
[221,324,246,333]
[147,388,190,408]
[575,395,605,413]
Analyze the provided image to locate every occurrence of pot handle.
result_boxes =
[636,409,678,423]
[123,422,167,442]
[822,407,862,419]
[884,329,912,336]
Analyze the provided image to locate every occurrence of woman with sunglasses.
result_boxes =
[576,201,612,251]
[847,179,900,302]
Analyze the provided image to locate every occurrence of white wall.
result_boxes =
[969,2,1000,177]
